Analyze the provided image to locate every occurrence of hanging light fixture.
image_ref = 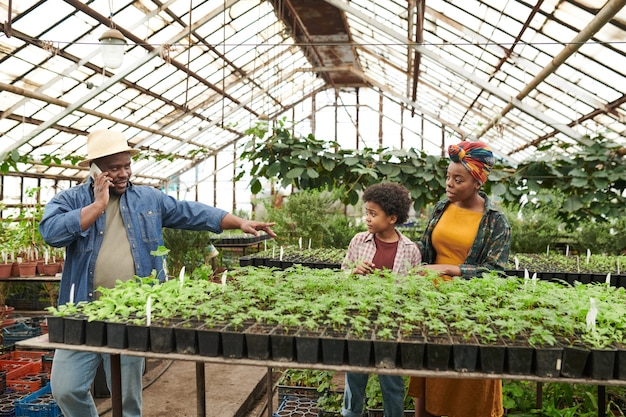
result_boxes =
[99,28,126,69]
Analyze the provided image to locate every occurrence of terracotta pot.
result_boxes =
[0,263,12,279]
[41,263,60,276]
[17,262,38,278]
[10,262,19,277]
[0,306,15,319]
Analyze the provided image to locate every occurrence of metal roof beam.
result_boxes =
[474,0,626,143]
[321,0,605,147]
[348,68,465,138]
[0,0,240,162]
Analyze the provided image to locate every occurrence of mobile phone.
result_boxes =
[89,163,103,179]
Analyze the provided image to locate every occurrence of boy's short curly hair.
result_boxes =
[362,182,412,225]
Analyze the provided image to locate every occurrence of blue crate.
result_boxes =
[2,324,42,348]
[14,384,62,417]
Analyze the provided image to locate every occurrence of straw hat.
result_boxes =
[78,129,140,167]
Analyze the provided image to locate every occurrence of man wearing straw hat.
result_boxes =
[39,129,276,417]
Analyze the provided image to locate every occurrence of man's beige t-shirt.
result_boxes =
[94,194,135,296]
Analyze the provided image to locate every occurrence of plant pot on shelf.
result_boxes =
[40,263,60,276]
[345,330,373,368]
[615,344,626,380]
[424,335,452,371]
[244,323,273,360]
[479,341,507,374]
[270,325,297,362]
[63,315,87,345]
[17,262,37,278]
[85,320,107,347]
[294,327,322,364]
[197,322,226,357]
[149,320,178,354]
[534,346,563,377]
[45,315,64,343]
[560,343,590,378]
[10,263,19,278]
[0,264,12,279]
[320,328,347,366]
[398,333,425,370]
[372,333,398,369]
[127,323,150,352]
[504,338,534,376]
[106,321,128,349]
[451,335,479,373]
[586,347,617,380]
[174,319,202,355]
[221,322,252,359]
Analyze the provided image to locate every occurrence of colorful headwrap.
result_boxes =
[448,141,494,185]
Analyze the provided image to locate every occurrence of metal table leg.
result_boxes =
[196,362,206,417]
[110,354,122,417]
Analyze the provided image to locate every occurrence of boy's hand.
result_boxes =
[352,261,375,275]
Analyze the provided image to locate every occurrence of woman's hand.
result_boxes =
[422,264,461,277]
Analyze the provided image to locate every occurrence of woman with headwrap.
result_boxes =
[408,141,511,417]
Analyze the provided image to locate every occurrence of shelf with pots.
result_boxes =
[40,265,626,383]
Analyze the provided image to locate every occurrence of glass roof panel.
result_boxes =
[0,0,624,211]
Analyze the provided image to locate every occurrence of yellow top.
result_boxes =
[408,203,503,417]
[432,203,482,266]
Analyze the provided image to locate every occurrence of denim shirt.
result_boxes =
[39,180,228,305]
[418,191,511,279]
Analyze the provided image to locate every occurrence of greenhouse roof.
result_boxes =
[0,0,625,189]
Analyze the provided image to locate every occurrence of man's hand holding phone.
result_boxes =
[90,164,112,204]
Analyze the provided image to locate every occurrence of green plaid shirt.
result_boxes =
[418,191,511,279]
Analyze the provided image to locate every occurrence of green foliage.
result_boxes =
[503,381,626,416]
[263,188,364,248]
[277,369,336,392]
[571,217,626,255]
[1,150,83,174]
[502,187,626,255]
[500,191,566,254]
[498,133,626,225]
[239,119,451,211]
[365,375,414,411]
[162,229,217,275]
[46,265,626,354]
[241,124,625,237]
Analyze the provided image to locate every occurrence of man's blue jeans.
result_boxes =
[342,372,405,417]
[50,349,144,417]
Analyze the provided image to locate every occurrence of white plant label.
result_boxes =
[179,266,185,287]
[586,298,597,332]
[221,270,228,292]
[146,296,152,326]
